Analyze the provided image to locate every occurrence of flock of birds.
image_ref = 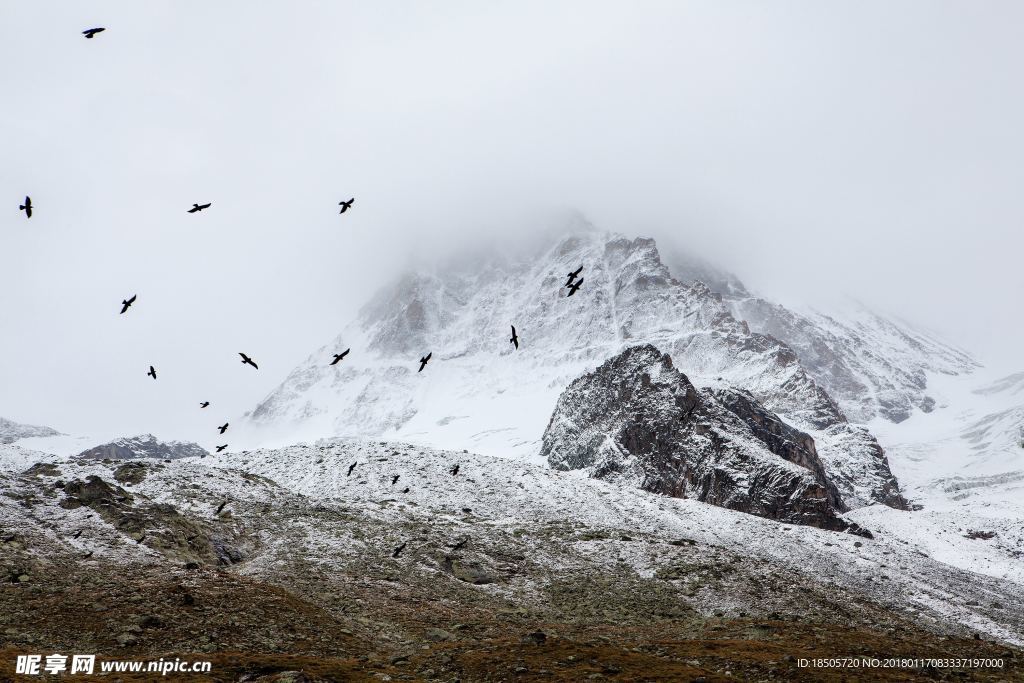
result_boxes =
[13,26,588,459]
[10,26,601,567]
[22,184,587,453]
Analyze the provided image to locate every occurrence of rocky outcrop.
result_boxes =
[57,472,246,566]
[542,344,868,533]
[0,417,61,444]
[707,387,843,507]
[77,434,208,461]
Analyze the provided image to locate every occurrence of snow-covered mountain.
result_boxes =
[76,434,209,461]
[656,246,979,425]
[0,416,61,444]
[4,219,1020,672]
[245,224,970,509]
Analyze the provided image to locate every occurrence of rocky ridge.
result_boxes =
[541,344,861,533]
[76,434,209,461]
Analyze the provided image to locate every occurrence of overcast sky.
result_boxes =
[2,1,1022,443]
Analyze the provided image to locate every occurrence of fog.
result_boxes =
[2,1,1022,443]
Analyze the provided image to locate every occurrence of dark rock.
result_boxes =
[542,344,862,532]
[668,538,697,546]
[424,628,454,642]
[709,386,844,510]
[113,462,149,485]
[443,558,497,585]
[61,475,134,509]
[137,615,163,629]
[523,630,547,646]
[212,538,246,566]
[964,530,996,540]
[24,463,61,477]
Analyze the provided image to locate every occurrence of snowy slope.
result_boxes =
[3,427,1022,648]
[872,370,1024,494]
[842,369,1024,586]
[724,297,978,423]
[244,227,908,509]
[210,440,1021,644]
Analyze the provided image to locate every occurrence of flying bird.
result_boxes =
[199,402,210,408]
[119,294,136,314]
[147,366,157,380]
[418,352,432,373]
[391,474,400,485]
[217,422,229,434]
[567,278,584,297]
[239,353,258,369]
[509,325,519,350]
[450,464,460,476]
[347,462,357,476]
[392,542,407,558]
[215,444,228,453]
[187,202,211,213]
[82,28,106,39]
[18,196,32,218]
[338,198,354,214]
[566,266,583,287]
[330,349,350,365]
[215,501,227,515]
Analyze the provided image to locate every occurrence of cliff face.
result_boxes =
[707,387,840,503]
[542,345,867,533]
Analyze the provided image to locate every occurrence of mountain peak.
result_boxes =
[246,225,952,510]
[77,434,208,461]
